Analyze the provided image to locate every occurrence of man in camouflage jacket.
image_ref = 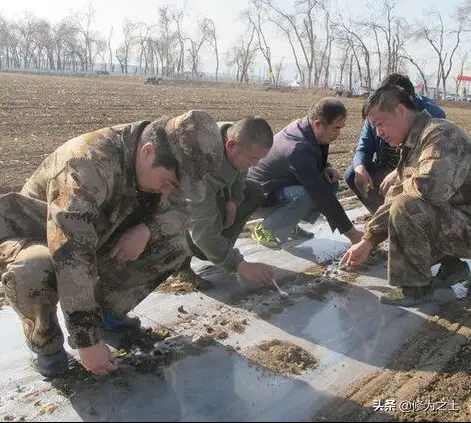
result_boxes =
[0,110,223,377]
[341,85,471,306]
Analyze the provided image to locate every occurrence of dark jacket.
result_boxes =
[248,117,353,234]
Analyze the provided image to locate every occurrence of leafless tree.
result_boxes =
[398,48,430,94]
[73,1,96,71]
[334,19,373,88]
[274,58,284,85]
[158,6,178,76]
[335,40,351,86]
[262,0,324,88]
[135,22,156,75]
[245,0,273,81]
[172,8,186,74]
[227,27,258,82]
[108,26,114,73]
[203,18,219,80]
[186,19,209,77]
[363,0,406,83]
[454,49,470,95]
[116,19,137,74]
[414,8,468,96]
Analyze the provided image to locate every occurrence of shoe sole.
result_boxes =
[379,294,435,307]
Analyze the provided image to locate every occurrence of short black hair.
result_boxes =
[362,85,416,120]
[227,116,273,149]
[379,73,415,97]
[309,97,347,125]
[140,121,179,178]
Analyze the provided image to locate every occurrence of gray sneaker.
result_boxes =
[32,348,79,378]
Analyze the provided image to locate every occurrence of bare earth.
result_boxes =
[2,72,471,422]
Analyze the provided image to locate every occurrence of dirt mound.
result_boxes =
[247,339,319,375]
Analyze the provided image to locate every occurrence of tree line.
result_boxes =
[1,0,471,95]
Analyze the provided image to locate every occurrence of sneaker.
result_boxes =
[101,314,141,333]
[432,257,471,289]
[251,223,281,249]
[291,225,314,240]
[173,267,214,291]
[32,348,79,378]
[379,285,434,307]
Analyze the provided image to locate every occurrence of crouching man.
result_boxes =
[0,110,223,377]
[174,117,275,288]
[341,86,471,306]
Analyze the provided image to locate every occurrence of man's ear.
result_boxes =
[140,142,157,163]
[312,119,323,132]
[396,103,407,117]
[225,138,236,151]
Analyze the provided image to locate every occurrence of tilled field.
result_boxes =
[2,72,471,422]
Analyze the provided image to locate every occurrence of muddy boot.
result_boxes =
[432,257,471,289]
[32,347,79,378]
[379,285,434,307]
[173,258,214,291]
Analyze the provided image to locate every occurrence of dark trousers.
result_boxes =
[344,164,390,214]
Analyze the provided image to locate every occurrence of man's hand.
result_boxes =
[324,167,341,184]
[344,227,364,245]
[79,340,118,376]
[237,261,274,286]
[354,165,373,196]
[379,169,399,197]
[110,223,151,261]
[224,201,237,229]
[340,238,374,267]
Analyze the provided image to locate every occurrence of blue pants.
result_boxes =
[344,164,389,214]
[262,183,339,242]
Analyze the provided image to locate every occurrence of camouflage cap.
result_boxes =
[165,110,223,201]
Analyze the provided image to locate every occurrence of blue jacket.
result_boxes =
[353,95,446,168]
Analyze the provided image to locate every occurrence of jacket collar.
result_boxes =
[120,120,151,197]
[402,111,431,149]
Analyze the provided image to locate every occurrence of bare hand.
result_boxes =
[224,201,237,229]
[344,227,364,245]
[79,340,118,376]
[324,167,341,184]
[379,169,399,197]
[354,165,373,197]
[110,223,151,261]
[340,239,373,267]
[237,261,274,286]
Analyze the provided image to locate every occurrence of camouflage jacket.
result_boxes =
[0,121,189,348]
[365,111,471,246]
[187,122,246,273]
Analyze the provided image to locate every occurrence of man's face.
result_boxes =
[367,104,410,147]
[314,116,346,144]
[136,143,180,198]
[226,140,270,171]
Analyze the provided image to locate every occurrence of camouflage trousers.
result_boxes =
[388,194,471,287]
[1,236,188,355]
